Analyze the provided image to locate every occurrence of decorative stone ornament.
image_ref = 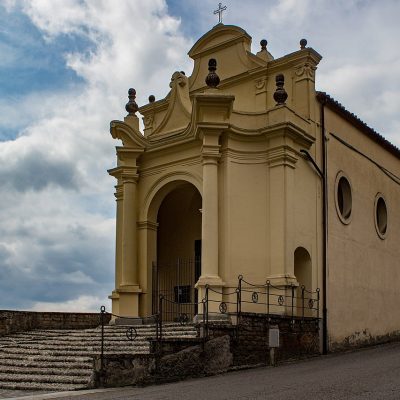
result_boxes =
[256,38,274,62]
[205,58,220,88]
[273,74,288,105]
[125,88,138,115]
[148,95,155,103]
[260,39,268,51]
[300,38,307,49]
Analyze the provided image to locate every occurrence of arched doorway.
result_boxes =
[294,247,312,316]
[151,182,202,320]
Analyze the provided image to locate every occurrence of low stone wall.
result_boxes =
[92,315,320,388]
[93,335,232,387]
[206,313,320,366]
[0,310,111,336]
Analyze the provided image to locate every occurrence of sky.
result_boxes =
[0,0,399,312]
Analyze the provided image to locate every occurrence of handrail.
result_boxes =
[99,275,321,364]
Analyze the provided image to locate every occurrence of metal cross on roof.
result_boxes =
[214,2,227,24]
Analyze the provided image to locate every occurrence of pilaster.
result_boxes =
[264,114,313,294]
[193,92,235,312]
[292,52,319,121]
[108,146,144,318]
[137,220,159,316]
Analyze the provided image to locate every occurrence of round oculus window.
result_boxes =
[335,173,352,224]
[374,194,388,239]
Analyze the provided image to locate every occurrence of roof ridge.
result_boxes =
[316,91,400,160]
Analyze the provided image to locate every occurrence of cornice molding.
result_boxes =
[137,221,159,231]
[108,166,139,183]
[266,145,298,169]
[110,120,147,149]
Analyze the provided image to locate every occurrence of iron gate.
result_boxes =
[152,257,201,321]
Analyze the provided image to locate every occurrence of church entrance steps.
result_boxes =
[0,322,198,391]
[0,382,89,391]
[0,372,90,385]
[0,365,90,375]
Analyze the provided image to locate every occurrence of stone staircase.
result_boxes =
[0,323,198,391]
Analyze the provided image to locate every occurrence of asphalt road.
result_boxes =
[4,342,400,400]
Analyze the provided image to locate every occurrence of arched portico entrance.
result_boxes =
[149,181,202,320]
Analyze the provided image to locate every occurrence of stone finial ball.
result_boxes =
[300,38,307,49]
[149,95,155,103]
[260,39,268,50]
[125,87,138,114]
[205,58,220,88]
[276,74,285,85]
[208,58,217,69]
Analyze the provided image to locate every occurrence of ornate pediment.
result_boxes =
[188,24,267,92]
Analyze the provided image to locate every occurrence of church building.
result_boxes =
[107,21,400,351]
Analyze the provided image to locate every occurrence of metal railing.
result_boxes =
[99,306,159,373]
[236,275,320,322]
[99,274,320,365]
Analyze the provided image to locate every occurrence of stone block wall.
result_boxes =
[206,313,320,366]
[93,335,233,387]
[0,310,111,336]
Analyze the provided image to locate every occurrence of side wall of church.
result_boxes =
[325,107,400,349]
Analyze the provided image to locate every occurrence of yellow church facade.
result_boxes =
[108,24,400,350]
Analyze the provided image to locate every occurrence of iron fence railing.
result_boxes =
[99,307,159,374]
[99,274,320,363]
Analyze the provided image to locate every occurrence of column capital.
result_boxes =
[116,147,144,164]
[200,125,222,162]
[193,92,235,125]
[266,145,298,169]
[201,146,221,163]
[114,184,124,200]
[121,171,139,184]
[108,166,139,183]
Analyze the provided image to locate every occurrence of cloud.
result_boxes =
[0,0,399,313]
[30,295,105,312]
[0,0,190,311]
[0,146,80,192]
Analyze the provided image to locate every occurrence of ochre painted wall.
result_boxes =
[325,107,400,347]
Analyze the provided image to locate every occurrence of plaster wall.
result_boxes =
[293,156,322,293]
[219,138,269,287]
[137,143,203,222]
[325,107,400,347]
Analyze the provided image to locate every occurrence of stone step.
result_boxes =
[0,335,197,350]
[0,358,92,369]
[0,346,147,355]
[3,330,197,341]
[0,322,198,391]
[0,381,88,391]
[3,342,147,351]
[0,372,90,384]
[13,323,195,334]
[0,365,92,376]
[5,329,197,339]
[0,353,93,363]
[0,347,150,357]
